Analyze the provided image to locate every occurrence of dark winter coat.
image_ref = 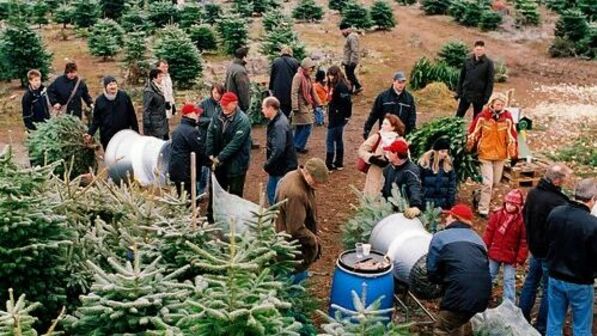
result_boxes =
[169,117,207,184]
[225,58,251,112]
[198,96,219,131]
[269,54,300,112]
[523,178,569,258]
[328,81,352,128]
[427,221,492,315]
[265,112,297,177]
[275,169,321,273]
[456,55,495,104]
[364,87,416,136]
[381,160,423,208]
[22,85,50,131]
[88,90,139,149]
[483,207,528,265]
[418,153,457,210]
[47,75,93,118]
[546,201,597,285]
[142,81,169,139]
[205,108,252,178]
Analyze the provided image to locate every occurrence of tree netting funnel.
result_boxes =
[211,172,261,235]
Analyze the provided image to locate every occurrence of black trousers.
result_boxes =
[456,97,484,118]
[344,63,361,90]
[207,169,247,223]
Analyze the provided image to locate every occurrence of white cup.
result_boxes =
[362,244,371,257]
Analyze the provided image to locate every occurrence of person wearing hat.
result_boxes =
[168,103,208,197]
[483,189,528,304]
[268,46,300,118]
[363,71,417,140]
[417,136,457,210]
[275,157,329,282]
[48,61,94,118]
[84,76,138,150]
[143,68,169,140]
[381,139,423,219]
[291,57,322,154]
[455,40,495,119]
[467,92,517,217]
[205,92,252,219]
[427,203,492,335]
[339,22,362,94]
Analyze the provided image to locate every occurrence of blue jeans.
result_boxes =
[519,256,548,334]
[326,125,345,167]
[293,124,312,151]
[547,277,594,336]
[314,106,325,126]
[489,259,516,303]
[267,175,282,206]
[197,166,210,195]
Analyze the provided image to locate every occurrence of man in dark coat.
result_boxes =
[268,46,300,117]
[225,47,251,113]
[143,68,169,140]
[168,104,207,198]
[48,62,93,118]
[363,71,416,139]
[427,203,491,335]
[518,163,571,335]
[545,178,597,335]
[84,76,138,150]
[22,69,50,131]
[381,139,423,219]
[261,96,297,206]
[455,40,495,118]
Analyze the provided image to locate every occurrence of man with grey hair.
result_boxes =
[545,178,597,335]
[519,163,571,335]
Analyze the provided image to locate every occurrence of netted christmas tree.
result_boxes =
[437,40,470,68]
[513,0,541,26]
[292,0,324,21]
[202,2,222,25]
[178,2,202,28]
[341,1,373,29]
[123,31,150,84]
[87,18,125,61]
[479,9,503,31]
[52,2,73,29]
[555,9,589,42]
[263,9,292,33]
[120,1,153,32]
[261,21,306,60]
[100,0,126,19]
[147,0,178,28]
[421,0,452,15]
[0,21,52,86]
[154,25,203,88]
[71,0,101,28]
[371,0,396,30]
[31,0,49,27]
[188,24,218,52]
[217,13,249,55]
[329,0,351,11]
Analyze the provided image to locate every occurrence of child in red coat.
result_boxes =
[483,189,528,303]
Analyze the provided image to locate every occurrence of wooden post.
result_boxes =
[190,152,197,228]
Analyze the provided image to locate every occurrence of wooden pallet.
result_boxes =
[502,160,547,188]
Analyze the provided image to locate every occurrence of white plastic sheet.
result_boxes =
[211,172,260,235]
[471,299,540,336]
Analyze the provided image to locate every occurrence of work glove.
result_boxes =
[209,155,220,170]
[369,155,389,168]
[404,207,421,219]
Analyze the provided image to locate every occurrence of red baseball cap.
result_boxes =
[181,103,201,116]
[443,203,474,222]
[220,92,238,107]
[383,139,409,155]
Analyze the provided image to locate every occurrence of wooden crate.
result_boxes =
[502,160,547,188]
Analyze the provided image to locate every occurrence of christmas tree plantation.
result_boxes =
[154,25,203,88]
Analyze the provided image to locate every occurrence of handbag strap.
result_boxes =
[371,132,383,152]
[60,77,82,114]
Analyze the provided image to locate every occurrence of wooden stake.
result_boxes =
[190,152,197,229]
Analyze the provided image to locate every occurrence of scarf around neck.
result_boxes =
[150,80,164,96]
[298,67,314,107]
[103,89,117,101]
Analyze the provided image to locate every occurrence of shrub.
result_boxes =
[87,18,125,60]
[31,0,49,26]
[447,0,468,18]
[395,0,417,5]
[71,0,101,28]
[147,0,178,28]
[341,1,373,29]
[329,0,350,11]
[437,40,470,69]
[479,9,503,31]
[575,25,596,59]
[263,9,292,32]
[253,0,280,15]
[120,2,153,32]
[202,3,222,25]
[261,21,306,60]
[494,60,508,82]
[460,2,483,27]
[217,14,249,55]
[178,2,202,28]
[514,0,541,26]
[421,0,452,15]
[154,25,203,88]
[53,2,73,28]
[232,0,253,16]
[549,37,576,57]
[123,31,150,84]
[292,0,324,21]
[188,24,218,51]
[100,0,126,19]
[371,0,396,30]
[577,0,596,21]
[555,9,589,42]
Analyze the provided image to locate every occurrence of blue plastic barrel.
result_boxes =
[329,249,394,319]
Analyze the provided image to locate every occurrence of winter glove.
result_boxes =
[404,207,421,219]
[369,155,389,168]
[165,102,172,110]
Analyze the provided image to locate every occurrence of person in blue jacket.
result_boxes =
[417,136,457,210]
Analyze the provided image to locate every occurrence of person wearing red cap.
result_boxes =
[380,139,423,219]
[483,189,527,304]
[205,92,252,219]
[427,203,492,335]
[168,103,207,197]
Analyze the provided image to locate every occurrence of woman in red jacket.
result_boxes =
[483,189,528,303]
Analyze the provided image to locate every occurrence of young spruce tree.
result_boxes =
[88,18,125,61]
[370,0,396,30]
[154,25,203,88]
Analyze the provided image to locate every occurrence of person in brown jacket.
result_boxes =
[291,57,322,154]
[275,158,330,283]
[358,114,405,197]
[340,22,362,94]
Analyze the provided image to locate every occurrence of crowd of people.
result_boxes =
[20,27,596,336]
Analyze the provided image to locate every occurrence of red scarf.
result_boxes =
[298,67,314,107]
[497,207,520,235]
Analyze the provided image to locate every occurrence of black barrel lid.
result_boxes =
[338,249,391,274]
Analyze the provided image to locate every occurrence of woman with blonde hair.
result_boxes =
[358,114,405,196]
[418,136,457,210]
